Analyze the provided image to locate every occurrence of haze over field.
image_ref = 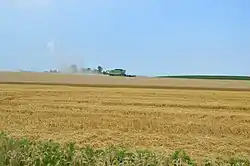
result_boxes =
[0,0,249,76]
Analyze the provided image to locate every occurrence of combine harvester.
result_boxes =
[104,69,136,77]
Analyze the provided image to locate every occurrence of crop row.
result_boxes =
[0,131,249,166]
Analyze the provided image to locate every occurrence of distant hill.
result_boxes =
[157,75,250,81]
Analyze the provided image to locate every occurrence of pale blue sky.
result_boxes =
[0,0,249,76]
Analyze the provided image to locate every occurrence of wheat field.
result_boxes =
[0,72,250,162]
[1,71,250,91]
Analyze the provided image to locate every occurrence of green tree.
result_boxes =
[97,66,103,73]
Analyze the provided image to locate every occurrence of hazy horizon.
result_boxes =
[0,0,249,76]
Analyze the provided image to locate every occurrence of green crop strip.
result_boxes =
[0,131,249,166]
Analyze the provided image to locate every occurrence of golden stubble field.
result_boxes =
[0,77,250,161]
[1,71,250,91]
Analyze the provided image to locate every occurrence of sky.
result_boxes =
[0,0,249,76]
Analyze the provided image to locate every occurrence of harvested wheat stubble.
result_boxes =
[0,71,250,91]
[0,83,250,162]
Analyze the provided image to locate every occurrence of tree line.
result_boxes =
[47,64,104,74]
[68,64,103,73]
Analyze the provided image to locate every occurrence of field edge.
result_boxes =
[157,75,250,80]
[1,131,249,165]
